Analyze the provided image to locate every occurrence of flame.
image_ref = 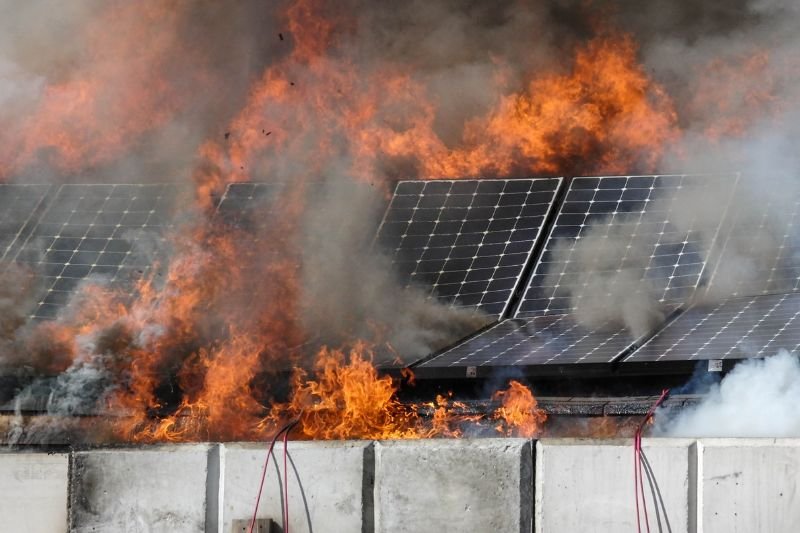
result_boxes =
[272,343,419,440]
[270,345,545,440]
[689,50,781,140]
[492,380,548,438]
[0,1,207,180]
[195,27,678,203]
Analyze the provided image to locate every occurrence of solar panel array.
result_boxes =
[4,173,798,373]
[416,175,750,373]
[12,184,180,319]
[625,292,800,362]
[375,178,562,317]
[516,174,734,317]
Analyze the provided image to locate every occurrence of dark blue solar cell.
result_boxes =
[375,178,562,316]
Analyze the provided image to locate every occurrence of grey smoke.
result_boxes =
[655,350,800,437]
[546,219,668,339]
[300,178,489,364]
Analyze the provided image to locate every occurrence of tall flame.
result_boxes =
[0,1,208,180]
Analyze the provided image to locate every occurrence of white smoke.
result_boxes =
[655,350,800,437]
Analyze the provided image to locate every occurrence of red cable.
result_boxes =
[634,431,641,531]
[637,431,649,533]
[249,420,298,533]
[634,389,669,533]
[283,429,290,533]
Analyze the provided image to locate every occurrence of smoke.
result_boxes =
[655,350,800,437]
[299,178,488,363]
[0,0,281,183]
[546,219,668,339]
[0,264,38,344]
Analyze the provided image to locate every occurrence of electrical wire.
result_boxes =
[634,389,669,533]
[249,420,299,533]
[283,428,290,533]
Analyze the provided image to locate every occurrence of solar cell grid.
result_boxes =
[375,178,562,316]
[0,184,51,261]
[418,314,640,368]
[516,174,735,317]
[624,292,800,362]
[703,187,800,298]
[13,184,180,319]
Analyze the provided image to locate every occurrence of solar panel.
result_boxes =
[624,292,800,362]
[0,184,51,262]
[515,174,737,317]
[13,184,181,319]
[417,315,640,369]
[375,178,563,317]
[702,184,800,298]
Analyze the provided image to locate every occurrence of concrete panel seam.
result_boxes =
[688,440,698,533]
[206,443,221,533]
[533,441,544,533]
[696,440,704,533]
[66,450,74,532]
[362,441,375,533]
[520,440,533,533]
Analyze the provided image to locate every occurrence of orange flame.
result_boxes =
[689,50,781,140]
[0,1,208,180]
[493,380,548,438]
[273,343,420,440]
[195,29,679,203]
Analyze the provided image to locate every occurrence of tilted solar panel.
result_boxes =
[515,174,737,317]
[0,184,51,262]
[702,184,800,298]
[417,315,641,370]
[13,184,181,319]
[375,178,563,317]
[624,292,800,362]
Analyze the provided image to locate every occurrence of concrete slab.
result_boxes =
[218,441,373,533]
[535,439,694,533]
[700,439,800,533]
[0,452,69,532]
[374,439,532,533]
[70,444,212,533]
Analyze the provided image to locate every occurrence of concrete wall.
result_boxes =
[535,439,694,533]
[699,439,800,533]
[218,441,372,533]
[3,439,800,532]
[375,439,532,533]
[70,445,212,532]
[0,451,69,532]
